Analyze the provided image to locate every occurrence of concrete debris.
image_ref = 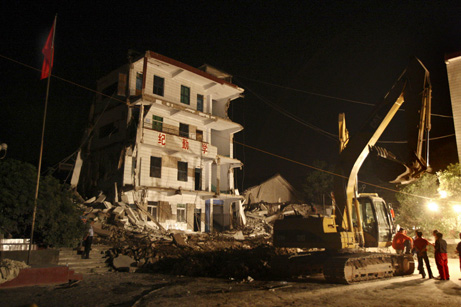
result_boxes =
[0,259,29,284]
[172,233,187,247]
[76,193,292,279]
[112,254,136,272]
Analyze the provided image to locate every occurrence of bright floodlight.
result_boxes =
[453,204,461,213]
[439,190,448,198]
[427,201,439,212]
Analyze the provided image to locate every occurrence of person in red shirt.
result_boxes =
[413,231,433,278]
[434,232,449,280]
[392,228,413,254]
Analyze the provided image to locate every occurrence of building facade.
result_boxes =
[446,52,461,163]
[72,51,245,232]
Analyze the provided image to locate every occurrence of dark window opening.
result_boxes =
[181,85,190,105]
[152,115,163,131]
[197,94,204,112]
[178,161,188,181]
[153,75,164,96]
[179,123,189,138]
[195,168,202,191]
[136,72,143,95]
[150,156,162,178]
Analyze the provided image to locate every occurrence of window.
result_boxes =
[153,75,164,96]
[177,204,186,222]
[147,201,158,221]
[179,123,189,138]
[178,161,188,181]
[150,156,162,178]
[180,85,190,105]
[152,115,163,131]
[196,130,203,142]
[136,72,143,95]
[197,94,204,112]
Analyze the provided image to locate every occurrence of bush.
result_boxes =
[0,159,86,246]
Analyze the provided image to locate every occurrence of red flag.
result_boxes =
[40,22,55,80]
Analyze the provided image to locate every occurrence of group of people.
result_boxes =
[392,228,461,281]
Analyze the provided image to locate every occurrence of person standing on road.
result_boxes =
[455,232,461,280]
[434,232,449,280]
[392,228,413,254]
[82,219,94,259]
[413,231,433,279]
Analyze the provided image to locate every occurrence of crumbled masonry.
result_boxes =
[78,193,301,279]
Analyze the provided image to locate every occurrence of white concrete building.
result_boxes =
[445,51,461,163]
[72,51,245,232]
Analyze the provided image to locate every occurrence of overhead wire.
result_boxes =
[236,75,455,145]
[235,74,453,119]
[237,78,339,142]
[0,53,442,201]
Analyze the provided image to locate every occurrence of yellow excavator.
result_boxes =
[273,57,432,283]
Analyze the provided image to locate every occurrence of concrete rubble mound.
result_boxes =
[0,259,29,284]
[78,194,290,279]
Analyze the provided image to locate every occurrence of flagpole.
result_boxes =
[28,14,57,265]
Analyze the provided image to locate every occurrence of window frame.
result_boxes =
[177,161,188,181]
[179,123,189,138]
[136,72,143,95]
[177,204,186,223]
[197,94,204,112]
[150,156,162,178]
[153,75,164,96]
[152,115,163,132]
[180,85,190,105]
[147,201,158,221]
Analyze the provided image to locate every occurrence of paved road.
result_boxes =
[1,258,460,307]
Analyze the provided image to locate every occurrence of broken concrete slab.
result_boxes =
[112,255,135,272]
[84,197,96,204]
[96,194,106,203]
[0,259,29,284]
[172,233,187,247]
[103,201,113,209]
[112,207,125,216]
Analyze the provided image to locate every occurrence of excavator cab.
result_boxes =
[352,194,394,248]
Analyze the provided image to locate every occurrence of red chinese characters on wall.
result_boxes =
[182,138,189,150]
[158,133,166,146]
[202,143,208,154]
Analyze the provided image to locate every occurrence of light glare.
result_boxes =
[439,190,448,198]
[453,204,461,213]
[427,201,439,212]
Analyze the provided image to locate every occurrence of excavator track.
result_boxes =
[323,253,414,284]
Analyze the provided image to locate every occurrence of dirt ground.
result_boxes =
[1,258,461,307]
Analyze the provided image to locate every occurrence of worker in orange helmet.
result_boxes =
[392,228,413,254]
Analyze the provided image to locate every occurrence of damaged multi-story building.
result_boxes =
[71,51,245,233]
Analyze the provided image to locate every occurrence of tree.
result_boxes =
[302,160,334,204]
[0,159,86,246]
[396,163,461,238]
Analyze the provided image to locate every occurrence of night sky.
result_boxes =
[1,1,461,195]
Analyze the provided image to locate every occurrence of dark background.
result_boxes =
[1,1,460,197]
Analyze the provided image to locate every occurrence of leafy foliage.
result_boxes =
[0,159,86,246]
[396,164,461,238]
[302,160,334,204]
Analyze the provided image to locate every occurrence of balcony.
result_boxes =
[141,124,217,159]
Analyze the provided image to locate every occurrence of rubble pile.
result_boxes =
[0,259,29,284]
[78,195,276,278]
